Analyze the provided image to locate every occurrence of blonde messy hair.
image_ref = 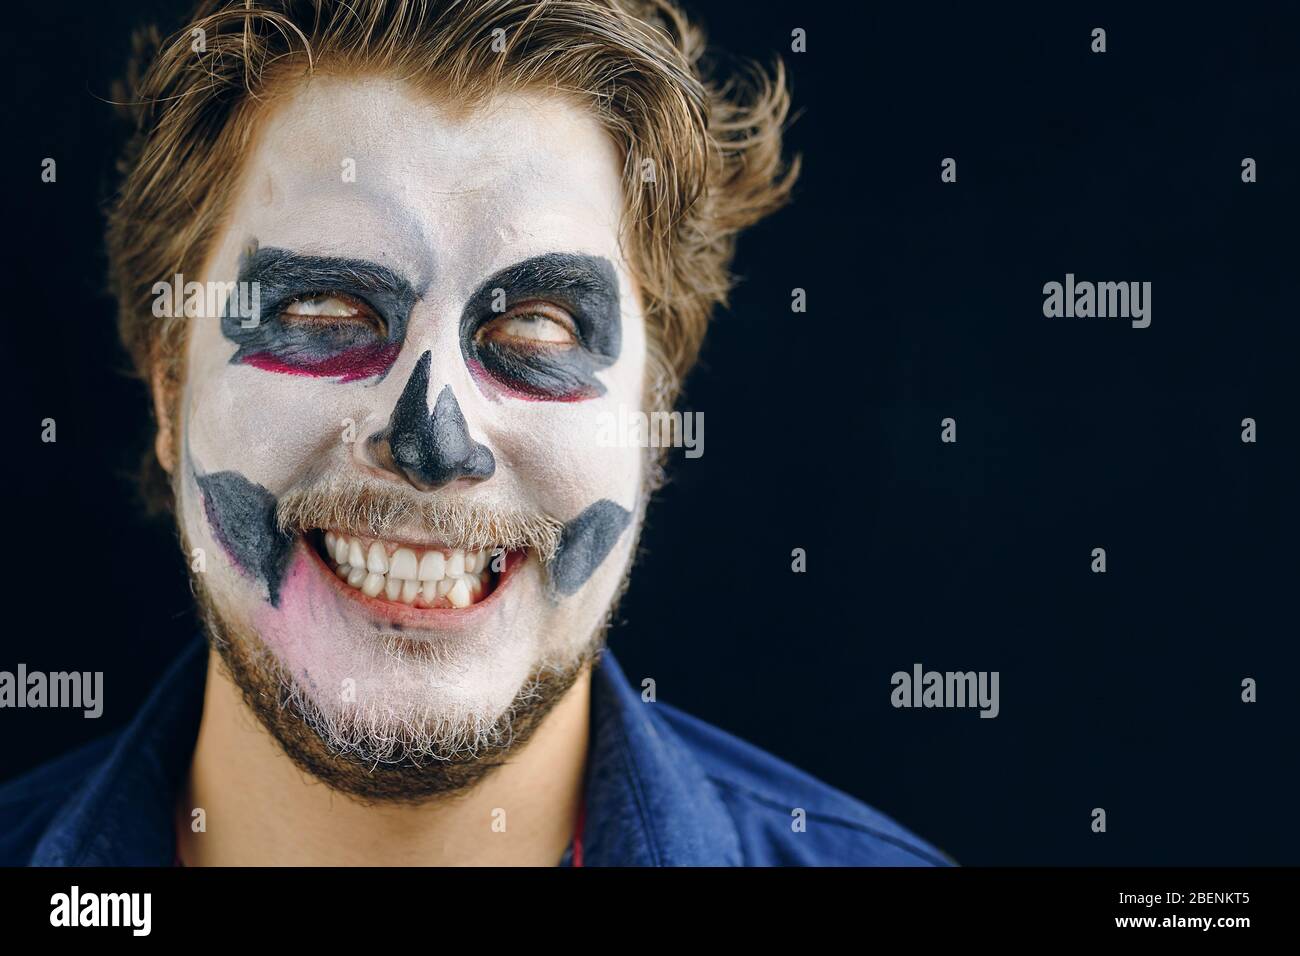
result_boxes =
[107,0,798,510]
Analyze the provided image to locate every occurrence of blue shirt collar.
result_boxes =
[31,638,741,866]
[581,649,741,866]
[31,638,205,866]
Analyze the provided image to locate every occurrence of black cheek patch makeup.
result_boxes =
[547,499,632,598]
[221,243,420,383]
[193,468,295,607]
[460,253,621,402]
[370,350,496,490]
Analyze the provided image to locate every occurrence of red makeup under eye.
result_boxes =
[240,342,403,383]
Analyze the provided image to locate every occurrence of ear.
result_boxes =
[150,360,178,475]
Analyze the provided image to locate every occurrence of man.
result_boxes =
[2,0,948,866]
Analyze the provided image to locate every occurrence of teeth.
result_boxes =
[390,548,417,580]
[400,579,421,605]
[447,578,471,608]
[417,551,445,582]
[322,532,500,609]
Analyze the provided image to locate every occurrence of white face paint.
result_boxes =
[177,77,646,767]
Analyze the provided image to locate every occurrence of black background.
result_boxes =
[2,1,1296,865]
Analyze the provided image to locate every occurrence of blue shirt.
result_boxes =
[0,637,951,866]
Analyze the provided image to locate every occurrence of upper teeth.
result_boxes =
[322,531,497,609]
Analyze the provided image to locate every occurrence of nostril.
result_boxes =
[394,437,420,466]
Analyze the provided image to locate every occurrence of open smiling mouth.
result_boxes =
[309,530,522,610]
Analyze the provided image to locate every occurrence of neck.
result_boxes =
[177,648,591,866]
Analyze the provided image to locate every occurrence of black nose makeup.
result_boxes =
[371,350,495,491]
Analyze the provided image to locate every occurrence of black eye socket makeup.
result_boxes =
[459,252,621,402]
[222,243,421,383]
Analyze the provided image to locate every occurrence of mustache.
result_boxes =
[274,471,563,563]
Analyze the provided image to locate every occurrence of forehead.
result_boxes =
[228,74,627,282]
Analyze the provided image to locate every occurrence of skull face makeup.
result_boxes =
[174,77,648,798]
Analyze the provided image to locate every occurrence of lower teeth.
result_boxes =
[331,560,489,608]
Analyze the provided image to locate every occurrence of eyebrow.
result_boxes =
[467,253,619,303]
[236,246,420,300]
[460,252,622,357]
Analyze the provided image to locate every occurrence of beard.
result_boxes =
[193,580,600,803]
[178,468,632,805]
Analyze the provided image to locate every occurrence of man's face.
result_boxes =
[173,76,646,795]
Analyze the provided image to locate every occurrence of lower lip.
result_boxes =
[301,535,528,627]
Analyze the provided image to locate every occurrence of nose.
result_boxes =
[368,350,495,491]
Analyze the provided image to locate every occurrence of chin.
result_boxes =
[255,540,547,716]
[202,530,595,732]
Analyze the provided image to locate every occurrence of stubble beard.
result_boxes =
[189,563,613,803]
[171,422,652,805]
